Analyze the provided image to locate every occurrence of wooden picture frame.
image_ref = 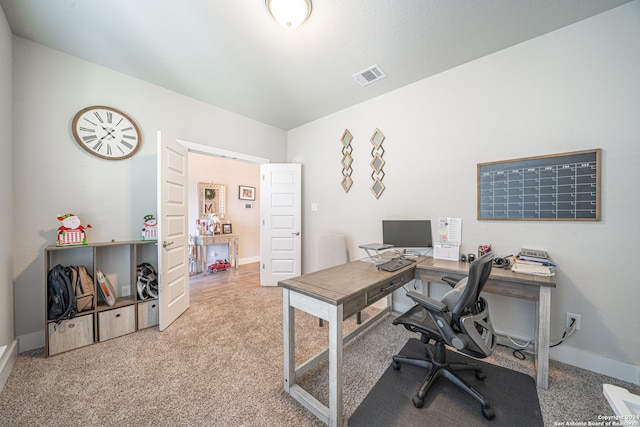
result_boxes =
[239,185,255,201]
[478,149,601,221]
[222,223,233,234]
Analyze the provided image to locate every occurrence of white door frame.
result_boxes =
[176,140,269,165]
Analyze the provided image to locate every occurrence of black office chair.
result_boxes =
[391,252,497,420]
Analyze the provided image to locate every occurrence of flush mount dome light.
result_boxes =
[266,0,312,29]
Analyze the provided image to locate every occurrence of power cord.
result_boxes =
[497,335,532,360]
[498,318,577,360]
[492,255,512,269]
[550,317,576,348]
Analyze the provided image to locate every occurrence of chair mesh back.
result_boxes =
[450,252,494,316]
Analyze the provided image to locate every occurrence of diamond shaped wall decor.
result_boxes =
[370,128,385,199]
[341,129,354,192]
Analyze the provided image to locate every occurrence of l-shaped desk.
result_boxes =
[279,256,556,427]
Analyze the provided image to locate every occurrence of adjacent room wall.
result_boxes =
[0,5,16,392]
[11,37,287,351]
[288,3,640,384]
[187,152,261,265]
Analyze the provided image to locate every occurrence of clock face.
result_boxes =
[72,106,142,160]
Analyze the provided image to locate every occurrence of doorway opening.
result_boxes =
[177,139,268,298]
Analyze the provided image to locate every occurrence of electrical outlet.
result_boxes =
[121,286,130,297]
[566,312,581,330]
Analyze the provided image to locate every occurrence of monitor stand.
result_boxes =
[358,243,394,263]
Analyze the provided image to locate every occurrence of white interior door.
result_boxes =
[157,131,190,330]
[260,163,301,286]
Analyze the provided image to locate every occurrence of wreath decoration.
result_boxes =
[204,188,216,200]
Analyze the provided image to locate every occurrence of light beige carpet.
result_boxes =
[1,285,638,426]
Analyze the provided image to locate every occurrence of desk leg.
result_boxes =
[328,303,344,427]
[283,289,296,393]
[536,287,551,389]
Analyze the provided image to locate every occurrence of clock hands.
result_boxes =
[101,125,116,140]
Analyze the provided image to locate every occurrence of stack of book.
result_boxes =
[511,249,556,276]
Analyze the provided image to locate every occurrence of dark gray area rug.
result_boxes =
[349,338,543,427]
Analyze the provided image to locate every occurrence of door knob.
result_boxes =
[162,241,174,248]
[291,232,300,236]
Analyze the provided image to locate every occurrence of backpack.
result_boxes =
[68,265,95,312]
[47,264,76,323]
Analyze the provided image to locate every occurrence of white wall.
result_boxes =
[188,152,260,265]
[11,37,287,350]
[288,3,640,384]
[0,5,16,391]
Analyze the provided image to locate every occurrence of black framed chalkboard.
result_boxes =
[478,149,601,221]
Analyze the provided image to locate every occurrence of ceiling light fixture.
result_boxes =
[266,0,312,30]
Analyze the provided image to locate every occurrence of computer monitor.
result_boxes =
[382,220,433,249]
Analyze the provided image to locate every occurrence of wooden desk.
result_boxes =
[279,259,419,427]
[414,257,556,389]
[197,234,239,271]
[279,256,556,426]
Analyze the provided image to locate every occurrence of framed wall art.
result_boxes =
[239,185,255,201]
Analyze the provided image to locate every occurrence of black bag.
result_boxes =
[47,264,76,323]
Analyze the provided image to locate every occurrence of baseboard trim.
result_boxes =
[238,256,259,265]
[17,330,44,353]
[0,340,18,392]
[551,345,640,386]
[495,329,639,385]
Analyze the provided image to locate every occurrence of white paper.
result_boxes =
[434,243,460,261]
[437,217,462,245]
[511,263,555,276]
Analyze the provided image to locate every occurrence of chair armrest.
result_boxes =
[406,291,447,312]
[442,276,459,288]
[406,291,470,351]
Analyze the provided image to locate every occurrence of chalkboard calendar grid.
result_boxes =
[477,149,601,221]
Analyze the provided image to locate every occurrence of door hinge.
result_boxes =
[262,263,265,269]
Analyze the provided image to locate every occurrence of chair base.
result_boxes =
[392,340,495,420]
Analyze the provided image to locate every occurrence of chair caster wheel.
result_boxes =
[412,396,424,408]
[482,405,495,420]
[475,370,487,380]
[391,360,401,370]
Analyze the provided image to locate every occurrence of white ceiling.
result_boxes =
[0,0,632,130]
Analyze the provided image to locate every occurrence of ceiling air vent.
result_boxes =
[352,64,387,86]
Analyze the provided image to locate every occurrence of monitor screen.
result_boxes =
[382,220,433,248]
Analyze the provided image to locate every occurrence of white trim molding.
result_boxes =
[0,340,18,392]
[551,345,640,386]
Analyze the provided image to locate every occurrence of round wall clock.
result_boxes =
[71,106,142,160]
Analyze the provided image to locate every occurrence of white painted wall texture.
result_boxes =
[0,4,16,391]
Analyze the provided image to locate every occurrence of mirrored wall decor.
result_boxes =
[369,128,385,199]
[198,182,226,220]
[340,129,354,192]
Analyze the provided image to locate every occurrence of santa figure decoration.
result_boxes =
[56,213,92,246]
